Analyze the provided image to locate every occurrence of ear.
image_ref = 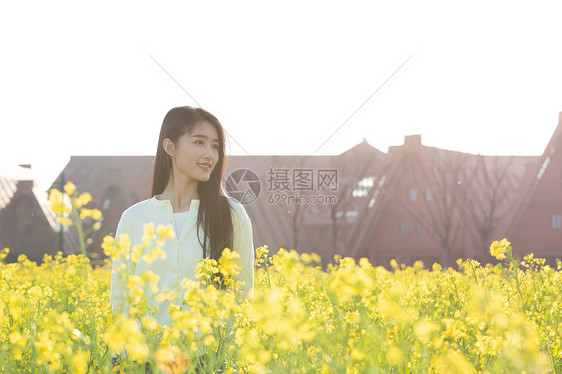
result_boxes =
[163,138,175,158]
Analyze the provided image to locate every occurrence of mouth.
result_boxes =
[197,163,212,171]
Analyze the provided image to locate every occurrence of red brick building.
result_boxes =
[0,164,58,263]
[350,136,538,267]
[351,113,562,267]
[48,156,155,263]
[45,113,562,267]
[48,142,382,263]
[498,113,562,264]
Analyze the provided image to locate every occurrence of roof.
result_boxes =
[0,164,58,250]
[0,164,57,228]
[350,134,539,259]
[499,112,562,240]
[338,138,384,158]
[48,155,156,254]
[0,174,19,211]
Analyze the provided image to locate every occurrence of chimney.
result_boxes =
[404,135,422,147]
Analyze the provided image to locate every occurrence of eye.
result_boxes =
[213,144,219,149]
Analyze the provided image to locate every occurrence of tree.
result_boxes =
[327,149,380,256]
[398,149,521,266]
[397,148,469,267]
[461,155,520,258]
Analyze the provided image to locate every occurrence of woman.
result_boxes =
[110,106,254,372]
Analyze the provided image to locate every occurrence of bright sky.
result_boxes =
[1,1,561,193]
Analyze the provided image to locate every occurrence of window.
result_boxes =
[400,221,409,234]
[352,189,368,197]
[425,187,433,201]
[358,177,375,188]
[536,157,550,180]
[353,177,374,197]
[408,188,417,201]
[369,175,386,208]
[336,210,359,220]
[551,214,562,229]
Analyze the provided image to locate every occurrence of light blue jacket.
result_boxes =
[109,194,254,327]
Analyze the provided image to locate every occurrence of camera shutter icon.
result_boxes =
[225,168,261,205]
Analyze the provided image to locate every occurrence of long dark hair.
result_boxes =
[150,106,233,263]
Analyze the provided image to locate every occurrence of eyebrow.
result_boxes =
[191,134,219,143]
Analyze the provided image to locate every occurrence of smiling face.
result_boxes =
[165,121,220,184]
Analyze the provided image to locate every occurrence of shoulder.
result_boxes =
[225,196,250,221]
[119,198,153,221]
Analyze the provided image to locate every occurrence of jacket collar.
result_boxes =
[150,194,200,208]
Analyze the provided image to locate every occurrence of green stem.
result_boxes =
[70,207,87,257]
[264,257,272,288]
[468,260,479,286]
[70,204,89,283]
[217,314,235,364]
[508,256,526,312]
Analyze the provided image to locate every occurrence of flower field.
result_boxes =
[0,183,560,373]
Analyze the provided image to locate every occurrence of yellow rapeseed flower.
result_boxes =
[300,253,312,264]
[131,244,143,264]
[155,346,188,374]
[387,345,404,365]
[2,206,560,373]
[57,217,73,227]
[75,192,92,208]
[48,188,70,215]
[195,258,219,280]
[8,331,26,347]
[118,233,131,253]
[203,335,216,346]
[71,350,89,374]
[64,181,76,196]
[91,208,102,220]
[141,270,160,289]
[414,319,440,344]
[79,208,92,220]
[431,349,476,373]
[102,235,115,256]
[143,222,156,238]
[141,317,158,331]
[219,248,241,277]
[0,247,9,261]
[490,238,511,260]
[256,245,268,259]
[156,224,175,240]
[143,246,166,264]
[127,275,142,289]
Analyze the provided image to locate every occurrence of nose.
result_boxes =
[203,145,215,160]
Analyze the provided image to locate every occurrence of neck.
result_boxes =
[158,173,200,212]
